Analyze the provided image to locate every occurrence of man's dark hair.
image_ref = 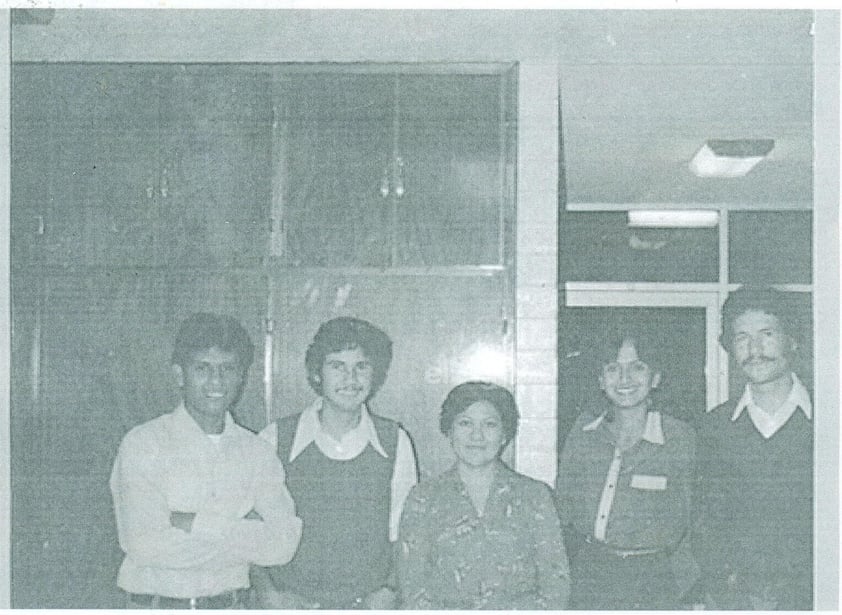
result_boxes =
[171,312,255,371]
[719,286,803,354]
[304,317,393,399]
[439,381,519,445]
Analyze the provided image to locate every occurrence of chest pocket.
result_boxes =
[630,474,667,490]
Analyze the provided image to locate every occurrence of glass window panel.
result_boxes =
[729,211,812,285]
[559,211,719,282]
[282,70,509,267]
[396,74,503,266]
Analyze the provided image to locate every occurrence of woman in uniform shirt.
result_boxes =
[555,328,698,610]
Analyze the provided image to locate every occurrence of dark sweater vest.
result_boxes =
[267,413,398,608]
[694,398,813,610]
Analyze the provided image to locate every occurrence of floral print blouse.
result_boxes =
[397,463,570,609]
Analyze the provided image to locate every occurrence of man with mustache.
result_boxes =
[693,286,812,610]
[252,317,418,609]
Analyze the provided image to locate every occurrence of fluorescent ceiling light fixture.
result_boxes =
[628,210,720,228]
[689,139,775,178]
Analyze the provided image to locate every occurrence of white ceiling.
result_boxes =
[10,9,818,209]
[556,10,815,207]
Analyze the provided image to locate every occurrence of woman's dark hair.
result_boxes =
[171,312,255,371]
[439,381,519,443]
[591,327,666,420]
[593,326,665,375]
[305,317,393,398]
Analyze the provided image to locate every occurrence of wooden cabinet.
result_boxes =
[11,64,273,270]
[275,67,516,268]
[10,62,517,607]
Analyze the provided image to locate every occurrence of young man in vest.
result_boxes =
[253,317,418,609]
[110,313,303,609]
[693,286,813,609]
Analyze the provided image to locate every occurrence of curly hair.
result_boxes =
[304,317,393,399]
[719,286,804,354]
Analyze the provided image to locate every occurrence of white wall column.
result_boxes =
[812,9,840,611]
[514,63,559,486]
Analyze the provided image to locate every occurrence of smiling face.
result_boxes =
[319,347,374,415]
[732,309,794,386]
[599,339,661,411]
[174,346,245,433]
[449,400,507,469]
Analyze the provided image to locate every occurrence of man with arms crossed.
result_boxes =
[110,312,302,609]
[694,286,812,610]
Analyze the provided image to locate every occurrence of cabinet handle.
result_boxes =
[36,215,44,235]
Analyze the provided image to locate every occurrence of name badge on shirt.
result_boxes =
[630,474,667,490]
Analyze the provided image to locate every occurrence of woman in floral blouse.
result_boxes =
[397,381,570,609]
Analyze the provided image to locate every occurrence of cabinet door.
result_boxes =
[279,68,513,268]
[395,73,508,266]
[12,64,274,270]
[160,68,273,268]
[12,64,163,269]
[11,272,171,608]
[280,73,394,267]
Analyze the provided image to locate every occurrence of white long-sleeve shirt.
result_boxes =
[110,404,303,598]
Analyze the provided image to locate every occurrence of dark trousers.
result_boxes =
[569,541,679,610]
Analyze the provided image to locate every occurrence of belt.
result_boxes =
[127,589,243,609]
[584,535,664,559]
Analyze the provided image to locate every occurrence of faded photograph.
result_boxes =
[5,7,838,611]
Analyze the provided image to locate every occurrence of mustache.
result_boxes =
[741,356,779,367]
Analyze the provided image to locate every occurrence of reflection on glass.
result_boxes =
[559,212,719,282]
[456,342,512,384]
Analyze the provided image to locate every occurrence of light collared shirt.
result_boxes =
[731,373,813,439]
[582,409,666,443]
[259,398,418,541]
[110,404,303,598]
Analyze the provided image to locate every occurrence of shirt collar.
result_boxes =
[289,397,388,461]
[582,410,665,445]
[731,372,812,423]
[444,463,516,498]
[172,402,236,439]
